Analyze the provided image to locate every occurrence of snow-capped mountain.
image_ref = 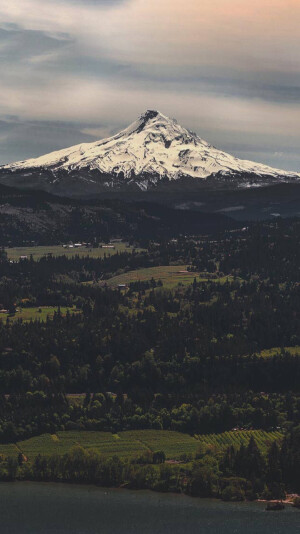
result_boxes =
[0,110,299,195]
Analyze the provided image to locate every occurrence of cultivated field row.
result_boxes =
[0,429,283,461]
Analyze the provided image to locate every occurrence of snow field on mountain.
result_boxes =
[2,110,299,188]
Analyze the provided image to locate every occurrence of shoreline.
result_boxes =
[257,495,300,506]
[2,479,299,507]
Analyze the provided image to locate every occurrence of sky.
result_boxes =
[0,0,299,170]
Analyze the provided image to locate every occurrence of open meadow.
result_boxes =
[5,243,139,261]
[0,306,80,323]
[105,265,234,289]
[255,346,300,358]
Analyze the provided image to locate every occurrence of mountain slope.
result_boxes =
[0,110,299,195]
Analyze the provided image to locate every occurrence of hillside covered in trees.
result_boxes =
[0,215,299,500]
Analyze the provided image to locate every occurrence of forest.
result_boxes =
[0,215,299,500]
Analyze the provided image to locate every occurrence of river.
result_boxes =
[0,482,299,533]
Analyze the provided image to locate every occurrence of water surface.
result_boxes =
[0,482,299,534]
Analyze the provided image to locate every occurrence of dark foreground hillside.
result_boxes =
[0,184,237,246]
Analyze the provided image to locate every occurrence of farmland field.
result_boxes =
[0,306,80,323]
[14,432,148,460]
[17,433,75,458]
[5,243,140,261]
[196,430,283,454]
[105,265,233,289]
[121,430,199,458]
[0,429,283,461]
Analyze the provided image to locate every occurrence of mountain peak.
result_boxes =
[122,109,176,137]
[140,109,160,120]
[121,109,190,142]
[138,109,177,127]
[1,111,299,195]
[135,109,162,133]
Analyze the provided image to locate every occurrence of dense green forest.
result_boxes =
[0,213,299,500]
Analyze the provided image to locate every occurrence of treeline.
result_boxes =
[0,390,298,444]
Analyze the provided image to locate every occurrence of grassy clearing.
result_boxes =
[77,432,148,458]
[255,346,300,358]
[17,434,74,458]
[105,265,234,289]
[5,243,140,261]
[106,265,194,288]
[0,429,283,461]
[15,431,147,460]
[0,306,80,323]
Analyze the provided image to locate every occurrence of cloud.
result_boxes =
[80,126,117,138]
[77,0,300,72]
[0,0,299,170]
[0,117,97,164]
[0,76,299,142]
[0,26,72,62]
[0,71,299,137]
[1,0,299,70]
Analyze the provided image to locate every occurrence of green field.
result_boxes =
[105,265,233,289]
[255,346,300,358]
[0,429,283,461]
[15,432,148,460]
[0,306,80,323]
[121,430,200,458]
[5,243,140,261]
[0,443,19,458]
[196,430,283,454]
